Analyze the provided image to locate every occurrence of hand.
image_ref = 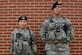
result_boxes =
[13,52,15,55]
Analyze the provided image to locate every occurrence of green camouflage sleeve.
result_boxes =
[40,20,48,43]
[30,30,37,53]
[10,31,15,54]
[10,29,17,54]
[66,19,74,42]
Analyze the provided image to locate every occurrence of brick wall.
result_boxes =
[0,0,82,55]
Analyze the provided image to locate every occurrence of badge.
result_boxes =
[22,16,25,20]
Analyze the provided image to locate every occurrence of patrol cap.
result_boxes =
[52,1,61,10]
[18,16,27,22]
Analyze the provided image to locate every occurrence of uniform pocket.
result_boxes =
[23,41,32,54]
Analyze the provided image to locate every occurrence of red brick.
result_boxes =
[30,2,39,5]
[52,0,59,2]
[39,3,47,5]
[62,0,70,2]
[0,5,7,8]
[0,3,4,5]
[70,6,78,8]
[30,25,38,28]
[12,9,21,11]
[44,0,51,2]
[39,8,47,11]
[9,0,17,2]
[0,0,8,3]
[26,0,34,2]
[29,19,38,22]
[79,0,82,2]
[39,14,47,16]
[30,13,38,16]
[35,0,43,2]
[70,0,78,2]
[13,3,21,5]
[4,8,13,11]
[18,0,25,2]
[9,6,17,8]
[18,6,26,8]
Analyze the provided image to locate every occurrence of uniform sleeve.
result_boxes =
[40,20,48,43]
[30,30,37,53]
[10,32,15,54]
[10,29,17,54]
[66,19,74,42]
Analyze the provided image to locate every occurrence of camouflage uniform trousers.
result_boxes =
[45,43,70,55]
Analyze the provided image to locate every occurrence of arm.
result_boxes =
[40,20,48,43]
[10,32,15,54]
[10,29,17,55]
[66,19,75,42]
[29,30,37,53]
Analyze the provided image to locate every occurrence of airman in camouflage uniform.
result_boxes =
[40,1,74,55]
[10,16,37,55]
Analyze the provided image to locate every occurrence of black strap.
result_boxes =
[49,16,55,25]
[49,17,53,23]
[27,28,32,38]
[62,17,69,35]
[27,28,34,52]
[26,28,32,42]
